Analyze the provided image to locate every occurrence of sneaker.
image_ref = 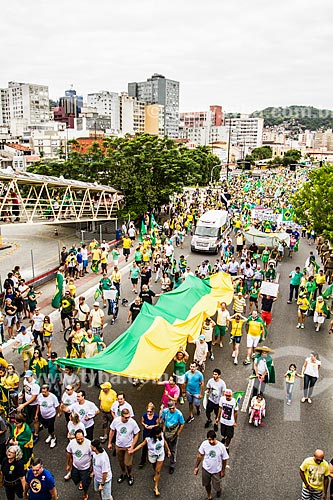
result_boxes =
[251,353,257,359]
[229,338,233,344]
[301,324,305,329]
[196,407,201,416]
[234,358,238,365]
[45,435,52,444]
[99,436,107,442]
[307,398,312,404]
[296,324,301,328]
[64,472,71,480]
[169,467,175,475]
[117,474,126,483]
[301,397,307,403]
[127,476,134,486]
[210,354,215,361]
[179,396,184,405]
[287,300,292,304]
[231,351,236,358]
[219,343,223,348]
[286,401,291,406]
[213,423,218,432]
[50,437,57,449]
[186,416,194,424]
[243,359,251,365]
[204,420,212,428]
[315,326,319,332]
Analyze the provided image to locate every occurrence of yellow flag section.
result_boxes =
[57,272,234,380]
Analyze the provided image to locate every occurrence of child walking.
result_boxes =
[284,363,302,405]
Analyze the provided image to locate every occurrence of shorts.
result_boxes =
[148,451,165,463]
[202,468,222,492]
[231,336,241,344]
[94,479,112,500]
[236,245,243,252]
[77,263,83,271]
[215,325,227,337]
[314,311,325,324]
[131,278,138,284]
[249,296,258,303]
[174,374,185,385]
[123,248,130,256]
[116,446,133,466]
[186,392,201,407]
[25,404,38,425]
[43,335,53,343]
[5,315,16,327]
[298,309,307,316]
[261,310,272,325]
[40,415,56,434]
[21,347,34,362]
[83,260,88,268]
[246,335,260,348]
[61,311,72,320]
[220,423,234,439]
[71,466,91,491]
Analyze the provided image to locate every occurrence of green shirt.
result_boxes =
[290,271,302,286]
[61,296,75,313]
[174,359,186,376]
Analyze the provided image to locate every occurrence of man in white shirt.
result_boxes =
[17,370,40,441]
[205,369,226,431]
[36,384,59,449]
[77,296,90,328]
[68,390,99,441]
[215,389,238,452]
[91,439,112,500]
[89,302,105,338]
[214,302,230,348]
[110,393,134,419]
[108,409,140,487]
[194,430,229,499]
[228,257,239,276]
[193,335,208,372]
[13,325,34,374]
[66,429,92,497]
[31,307,45,350]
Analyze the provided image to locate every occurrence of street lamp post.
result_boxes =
[226,121,232,180]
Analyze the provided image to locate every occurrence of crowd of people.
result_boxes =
[0,170,332,500]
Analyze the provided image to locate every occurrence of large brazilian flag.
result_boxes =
[57,273,234,379]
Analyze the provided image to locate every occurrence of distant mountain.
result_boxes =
[250,105,333,131]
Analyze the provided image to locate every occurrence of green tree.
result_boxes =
[292,164,333,240]
[282,149,302,166]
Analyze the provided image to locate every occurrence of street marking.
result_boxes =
[241,377,254,412]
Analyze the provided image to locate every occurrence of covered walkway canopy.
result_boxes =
[0,169,123,225]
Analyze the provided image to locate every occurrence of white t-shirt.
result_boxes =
[110,401,134,418]
[92,451,112,483]
[128,227,136,238]
[77,303,90,322]
[67,420,86,438]
[32,313,45,331]
[202,323,214,342]
[218,396,237,426]
[110,417,140,448]
[90,308,104,328]
[229,261,239,274]
[206,378,226,405]
[199,440,229,474]
[69,401,99,428]
[23,379,40,405]
[37,393,59,419]
[304,357,321,378]
[66,438,92,470]
[194,340,208,363]
[216,309,230,326]
[146,435,165,457]
[81,248,88,261]
[61,391,77,409]
[16,331,34,346]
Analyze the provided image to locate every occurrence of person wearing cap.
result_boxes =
[47,352,62,401]
[160,400,185,475]
[77,296,90,329]
[228,313,247,366]
[99,382,117,442]
[17,370,40,442]
[310,296,330,332]
[215,389,238,452]
[243,311,266,366]
[193,335,208,373]
[13,326,34,376]
[59,290,76,332]
[35,384,60,449]
[301,352,321,404]
[194,429,229,500]
[184,362,204,423]
[89,302,105,338]
[233,291,246,315]
[252,346,276,396]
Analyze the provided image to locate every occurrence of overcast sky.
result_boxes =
[1,0,332,113]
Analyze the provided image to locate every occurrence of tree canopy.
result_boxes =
[28,134,221,219]
[292,164,333,240]
[251,105,333,131]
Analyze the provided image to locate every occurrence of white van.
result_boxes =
[191,209,229,254]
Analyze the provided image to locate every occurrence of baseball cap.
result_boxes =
[100,382,112,389]
[225,389,233,396]
[19,325,26,332]
[199,334,205,340]
[79,296,85,300]
[24,370,34,378]
[50,352,57,359]
[93,301,99,306]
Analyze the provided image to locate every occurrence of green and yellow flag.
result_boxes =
[282,208,294,222]
[57,273,234,380]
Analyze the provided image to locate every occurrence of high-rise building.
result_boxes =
[119,92,145,136]
[180,105,223,129]
[5,81,50,128]
[224,115,264,154]
[0,89,10,126]
[54,87,83,129]
[128,73,179,138]
[87,91,119,132]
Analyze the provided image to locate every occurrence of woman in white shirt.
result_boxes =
[301,351,321,404]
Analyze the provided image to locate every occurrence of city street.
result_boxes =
[3,231,333,500]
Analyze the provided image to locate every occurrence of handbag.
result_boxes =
[164,423,180,442]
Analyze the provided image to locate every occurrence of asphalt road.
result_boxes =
[4,233,333,500]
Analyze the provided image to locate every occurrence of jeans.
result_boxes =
[303,374,317,398]
[166,436,179,468]
[286,382,294,402]
[289,284,299,301]
[4,483,23,500]
[205,400,219,421]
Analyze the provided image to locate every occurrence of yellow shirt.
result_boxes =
[300,457,329,491]
[230,319,245,337]
[92,248,101,260]
[315,274,326,285]
[123,237,132,249]
[111,270,121,283]
[247,320,264,337]
[315,302,324,314]
[3,373,19,390]
[99,389,117,412]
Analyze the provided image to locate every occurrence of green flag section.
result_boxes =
[138,220,147,242]
[57,273,234,380]
[322,284,333,299]
[51,270,64,308]
[282,208,294,221]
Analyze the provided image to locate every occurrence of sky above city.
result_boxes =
[1,0,332,113]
